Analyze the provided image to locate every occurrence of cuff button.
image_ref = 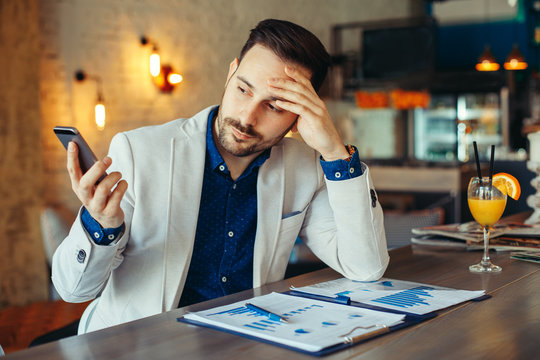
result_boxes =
[77,249,86,264]
[370,189,377,208]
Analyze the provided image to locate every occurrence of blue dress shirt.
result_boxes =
[178,107,270,306]
[81,106,363,308]
[81,208,124,245]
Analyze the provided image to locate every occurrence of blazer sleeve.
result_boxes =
[299,162,389,281]
[51,133,135,303]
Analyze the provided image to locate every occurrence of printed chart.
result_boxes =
[370,286,435,308]
[294,278,485,315]
[207,303,324,333]
[183,292,404,353]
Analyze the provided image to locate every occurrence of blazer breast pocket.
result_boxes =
[280,209,306,236]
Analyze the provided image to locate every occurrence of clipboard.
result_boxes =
[179,315,406,356]
[177,292,427,356]
[177,278,491,356]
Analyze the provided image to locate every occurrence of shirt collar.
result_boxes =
[206,106,270,177]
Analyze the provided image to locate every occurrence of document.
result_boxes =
[292,277,485,315]
[182,292,405,353]
[510,250,540,264]
[412,222,540,249]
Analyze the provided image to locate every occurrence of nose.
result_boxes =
[238,101,258,127]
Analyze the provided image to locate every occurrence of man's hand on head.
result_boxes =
[267,66,349,161]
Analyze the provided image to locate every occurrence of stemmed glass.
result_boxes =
[467,177,507,273]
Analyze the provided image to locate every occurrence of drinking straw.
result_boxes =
[473,141,482,180]
[489,144,495,186]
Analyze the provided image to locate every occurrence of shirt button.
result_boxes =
[228,231,234,237]
[334,172,342,178]
[107,234,115,241]
[349,167,355,174]
[221,276,227,283]
[232,184,237,190]
[93,232,100,239]
[219,165,226,171]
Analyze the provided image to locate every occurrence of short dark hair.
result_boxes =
[239,19,331,92]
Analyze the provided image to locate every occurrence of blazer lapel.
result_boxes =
[253,143,285,287]
[161,110,209,311]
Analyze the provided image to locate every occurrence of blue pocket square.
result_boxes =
[282,211,302,219]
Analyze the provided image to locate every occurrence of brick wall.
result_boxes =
[0,0,423,309]
[40,0,423,214]
[0,0,48,309]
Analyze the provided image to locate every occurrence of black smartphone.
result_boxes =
[53,126,106,182]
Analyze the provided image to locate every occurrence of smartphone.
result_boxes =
[53,126,106,182]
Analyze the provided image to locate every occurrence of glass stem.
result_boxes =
[482,226,490,264]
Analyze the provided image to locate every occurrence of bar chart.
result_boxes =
[370,286,435,308]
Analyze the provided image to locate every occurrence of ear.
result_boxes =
[226,58,239,83]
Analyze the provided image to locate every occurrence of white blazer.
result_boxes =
[52,106,389,333]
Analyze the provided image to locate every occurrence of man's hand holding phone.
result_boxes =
[67,141,128,229]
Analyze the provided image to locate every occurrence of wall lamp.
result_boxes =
[140,36,183,93]
[74,70,106,130]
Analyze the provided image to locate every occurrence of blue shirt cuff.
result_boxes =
[81,207,125,245]
[319,145,363,181]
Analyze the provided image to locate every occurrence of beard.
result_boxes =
[215,113,294,157]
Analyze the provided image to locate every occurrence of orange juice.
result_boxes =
[468,198,507,227]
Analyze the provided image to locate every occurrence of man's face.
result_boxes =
[215,44,310,157]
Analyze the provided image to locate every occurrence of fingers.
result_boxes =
[268,77,315,103]
[275,99,316,120]
[67,142,83,190]
[277,66,317,98]
[83,171,127,229]
[284,66,313,89]
[270,85,316,111]
[106,180,128,213]
[91,171,123,210]
[77,157,113,203]
[268,67,345,159]
[267,66,323,116]
[66,142,127,228]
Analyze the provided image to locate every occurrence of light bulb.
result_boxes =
[503,44,528,70]
[150,50,161,77]
[95,102,106,130]
[476,45,500,72]
[168,73,183,84]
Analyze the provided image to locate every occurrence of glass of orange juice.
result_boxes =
[468,176,507,273]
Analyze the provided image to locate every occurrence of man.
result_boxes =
[52,19,388,334]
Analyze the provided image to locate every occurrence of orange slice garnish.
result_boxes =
[493,172,521,200]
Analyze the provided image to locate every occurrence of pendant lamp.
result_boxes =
[504,44,527,70]
[476,45,500,72]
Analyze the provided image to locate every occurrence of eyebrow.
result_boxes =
[237,75,285,103]
[238,76,255,91]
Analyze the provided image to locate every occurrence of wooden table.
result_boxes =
[6,245,540,359]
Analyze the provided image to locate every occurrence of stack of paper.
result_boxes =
[182,292,405,353]
[411,222,540,251]
[180,278,487,354]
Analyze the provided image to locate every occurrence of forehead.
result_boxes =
[236,44,311,82]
